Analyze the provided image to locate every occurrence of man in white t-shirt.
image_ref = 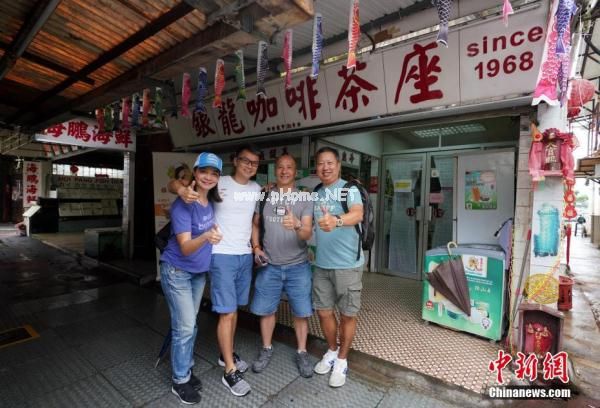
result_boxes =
[170,145,261,397]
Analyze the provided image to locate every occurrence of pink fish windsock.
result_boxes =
[311,13,323,79]
[121,97,131,130]
[181,73,191,118]
[502,0,514,27]
[347,0,360,69]
[142,88,150,127]
[556,0,577,54]
[283,29,293,89]
[95,108,105,132]
[433,0,452,47]
[213,59,225,108]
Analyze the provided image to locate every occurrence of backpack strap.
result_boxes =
[258,186,269,248]
[344,182,363,261]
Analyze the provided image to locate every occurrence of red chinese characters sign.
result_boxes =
[35,118,136,151]
[23,161,42,208]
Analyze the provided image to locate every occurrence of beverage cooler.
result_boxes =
[422,244,507,341]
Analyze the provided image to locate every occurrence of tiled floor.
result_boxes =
[275,273,500,394]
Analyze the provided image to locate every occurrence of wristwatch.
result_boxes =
[335,215,343,228]
[294,221,302,231]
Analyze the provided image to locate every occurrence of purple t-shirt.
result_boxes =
[160,198,215,273]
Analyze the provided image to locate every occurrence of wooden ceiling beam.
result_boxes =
[0,0,61,81]
[9,1,195,122]
[25,21,240,130]
[0,40,95,85]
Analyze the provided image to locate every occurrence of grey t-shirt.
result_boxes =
[255,189,313,266]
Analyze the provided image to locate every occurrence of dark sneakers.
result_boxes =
[252,347,274,373]
[172,381,201,405]
[189,372,202,391]
[222,369,251,396]
[218,352,249,373]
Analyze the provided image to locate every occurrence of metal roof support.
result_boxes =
[0,0,61,82]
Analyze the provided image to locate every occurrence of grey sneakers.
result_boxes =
[296,351,313,378]
[222,369,251,397]
[218,352,249,373]
[252,347,273,373]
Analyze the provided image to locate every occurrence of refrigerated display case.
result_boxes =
[422,244,507,341]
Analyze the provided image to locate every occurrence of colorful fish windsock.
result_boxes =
[433,0,452,47]
[213,59,225,108]
[155,87,164,124]
[131,93,140,128]
[558,54,570,107]
[283,29,293,89]
[95,108,105,132]
[502,0,514,27]
[311,13,323,79]
[166,81,177,118]
[142,88,150,127]
[104,105,113,132]
[556,0,577,54]
[121,97,131,130]
[196,67,208,113]
[347,0,360,69]
[256,41,269,97]
[234,50,246,101]
[112,101,121,130]
[181,73,191,118]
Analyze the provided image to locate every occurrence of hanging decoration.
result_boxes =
[556,0,577,54]
[256,41,269,97]
[532,0,561,106]
[196,67,208,113]
[433,0,452,47]
[346,0,360,68]
[311,13,323,79]
[121,97,131,130]
[528,122,545,182]
[557,52,571,107]
[104,105,114,132]
[95,108,105,132]
[165,81,177,118]
[283,29,293,89]
[142,88,151,127]
[213,59,226,108]
[112,101,121,130]
[181,73,192,118]
[155,87,164,125]
[568,78,596,118]
[502,0,514,27]
[131,93,140,128]
[234,50,246,101]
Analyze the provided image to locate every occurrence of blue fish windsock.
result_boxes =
[311,13,323,79]
[433,0,452,47]
[556,0,577,54]
[131,93,140,128]
[196,67,208,113]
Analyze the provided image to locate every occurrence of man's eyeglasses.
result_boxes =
[237,156,260,168]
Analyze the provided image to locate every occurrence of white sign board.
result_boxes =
[35,118,136,151]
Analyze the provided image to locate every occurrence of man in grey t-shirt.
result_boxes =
[250,154,314,378]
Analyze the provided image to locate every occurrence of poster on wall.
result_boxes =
[465,170,497,210]
[23,161,42,208]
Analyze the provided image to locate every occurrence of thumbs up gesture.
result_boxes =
[282,205,298,230]
[318,205,335,232]
[205,224,223,244]
[179,180,200,204]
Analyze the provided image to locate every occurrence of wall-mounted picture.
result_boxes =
[465,170,497,210]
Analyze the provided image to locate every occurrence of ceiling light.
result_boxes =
[412,123,486,138]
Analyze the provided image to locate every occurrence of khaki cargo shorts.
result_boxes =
[312,266,363,316]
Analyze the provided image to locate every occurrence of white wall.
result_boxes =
[322,131,383,158]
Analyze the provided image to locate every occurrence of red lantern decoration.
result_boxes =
[568,79,596,118]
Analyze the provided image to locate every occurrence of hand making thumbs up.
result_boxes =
[179,180,200,204]
[318,205,336,232]
[205,223,223,244]
[282,205,298,230]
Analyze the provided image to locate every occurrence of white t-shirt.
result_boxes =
[213,175,261,255]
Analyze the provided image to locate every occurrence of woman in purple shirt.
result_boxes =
[159,152,223,405]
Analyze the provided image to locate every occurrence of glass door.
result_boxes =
[379,153,458,279]
[380,154,426,279]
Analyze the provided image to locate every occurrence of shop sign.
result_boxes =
[23,161,42,208]
[167,2,548,148]
[35,118,136,151]
[393,179,413,193]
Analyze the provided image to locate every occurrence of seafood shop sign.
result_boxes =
[169,3,548,148]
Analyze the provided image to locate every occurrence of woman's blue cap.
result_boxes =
[194,152,222,173]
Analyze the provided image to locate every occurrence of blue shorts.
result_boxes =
[250,261,313,318]
[209,254,253,314]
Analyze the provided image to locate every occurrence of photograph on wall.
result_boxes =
[465,170,497,210]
